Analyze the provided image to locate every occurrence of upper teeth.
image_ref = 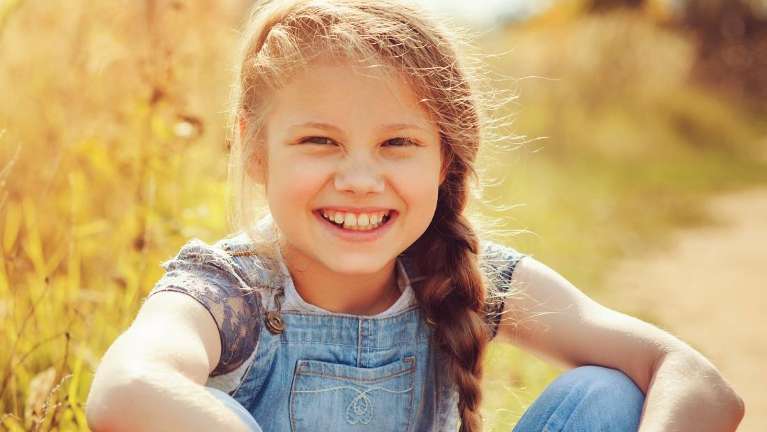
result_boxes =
[321,210,390,227]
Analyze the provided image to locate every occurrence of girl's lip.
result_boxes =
[313,209,398,243]
[316,207,394,213]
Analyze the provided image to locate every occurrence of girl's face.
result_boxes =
[255,59,443,275]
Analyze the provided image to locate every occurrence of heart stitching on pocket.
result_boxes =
[289,356,417,431]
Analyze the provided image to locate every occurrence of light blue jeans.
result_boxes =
[511,364,645,431]
[206,364,645,431]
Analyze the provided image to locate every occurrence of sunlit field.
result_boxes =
[1,1,765,430]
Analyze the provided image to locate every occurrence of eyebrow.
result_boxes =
[287,121,428,134]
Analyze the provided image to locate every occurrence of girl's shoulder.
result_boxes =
[478,239,528,286]
[146,232,273,377]
[477,239,529,338]
[152,231,278,294]
[479,238,526,262]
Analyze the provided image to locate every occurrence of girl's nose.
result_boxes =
[334,155,385,195]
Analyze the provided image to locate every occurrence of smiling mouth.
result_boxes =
[315,209,394,231]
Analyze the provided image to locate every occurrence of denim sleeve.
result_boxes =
[479,240,527,340]
[146,238,262,377]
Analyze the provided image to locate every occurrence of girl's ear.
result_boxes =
[246,151,267,186]
[240,114,267,186]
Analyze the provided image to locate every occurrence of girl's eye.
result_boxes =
[384,137,418,147]
[297,136,418,147]
[299,136,336,146]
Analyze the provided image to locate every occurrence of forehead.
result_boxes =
[266,57,435,127]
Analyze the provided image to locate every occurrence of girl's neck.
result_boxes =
[278,242,401,316]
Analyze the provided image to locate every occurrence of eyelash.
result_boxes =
[298,136,418,147]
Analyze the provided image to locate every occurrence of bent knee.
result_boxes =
[511,365,646,432]
[562,365,645,428]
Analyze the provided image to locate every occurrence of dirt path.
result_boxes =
[597,187,767,432]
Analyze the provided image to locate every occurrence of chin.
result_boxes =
[320,253,391,275]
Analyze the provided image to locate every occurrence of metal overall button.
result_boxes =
[264,310,285,334]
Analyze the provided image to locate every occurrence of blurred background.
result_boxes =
[1,0,765,430]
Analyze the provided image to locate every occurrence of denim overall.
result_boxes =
[191,231,467,431]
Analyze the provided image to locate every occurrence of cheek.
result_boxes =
[391,157,441,221]
[267,153,329,205]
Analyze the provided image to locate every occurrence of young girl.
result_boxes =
[86,0,744,431]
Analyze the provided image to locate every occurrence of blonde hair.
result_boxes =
[224,1,509,430]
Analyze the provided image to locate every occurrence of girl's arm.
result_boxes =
[495,256,745,431]
[85,291,252,432]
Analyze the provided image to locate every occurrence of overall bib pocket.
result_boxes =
[289,356,417,432]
